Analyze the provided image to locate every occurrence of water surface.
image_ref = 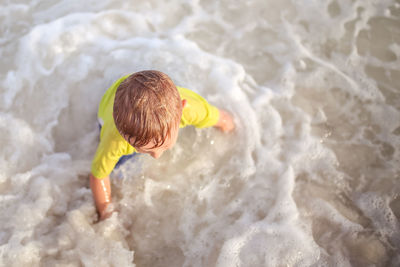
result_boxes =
[0,0,399,266]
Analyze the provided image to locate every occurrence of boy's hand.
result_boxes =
[98,203,113,221]
[215,109,235,133]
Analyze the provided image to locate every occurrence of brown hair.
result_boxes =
[113,70,182,148]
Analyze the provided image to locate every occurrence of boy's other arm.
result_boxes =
[179,87,235,131]
[89,173,112,221]
[214,109,235,133]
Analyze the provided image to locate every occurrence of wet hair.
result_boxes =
[113,70,182,148]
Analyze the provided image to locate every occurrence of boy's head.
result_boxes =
[113,70,185,158]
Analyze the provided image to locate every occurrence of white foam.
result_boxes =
[0,0,399,266]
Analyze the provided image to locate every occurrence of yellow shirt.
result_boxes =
[91,75,220,178]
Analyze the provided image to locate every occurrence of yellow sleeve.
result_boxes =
[91,125,129,179]
[178,87,220,128]
[92,74,135,179]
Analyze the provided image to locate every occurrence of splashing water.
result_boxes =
[0,0,399,266]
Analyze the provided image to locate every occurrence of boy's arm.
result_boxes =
[90,128,127,220]
[89,173,112,221]
[178,87,235,131]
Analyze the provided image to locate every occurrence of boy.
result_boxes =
[90,70,234,220]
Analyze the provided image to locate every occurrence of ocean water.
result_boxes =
[0,0,399,266]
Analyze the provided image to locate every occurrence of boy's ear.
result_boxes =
[182,99,187,108]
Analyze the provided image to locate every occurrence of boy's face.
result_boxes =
[134,99,186,159]
[135,121,180,159]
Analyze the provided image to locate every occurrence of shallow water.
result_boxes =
[0,0,399,266]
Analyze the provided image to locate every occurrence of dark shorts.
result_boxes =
[115,153,137,168]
